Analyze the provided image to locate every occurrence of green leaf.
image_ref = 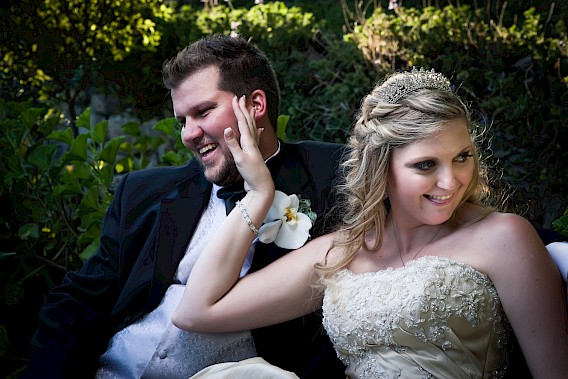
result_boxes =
[40,114,60,136]
[276,114,289,141]
[121,121,141,136]
[99,163,114,187]
[19,107,46,128]
[18,223,40,240]
[77,187,102,219]
[27,144,57,170]
[76,108,91,130]
[150,135,167,150]
[92,120,109,144]
[47,128,74,145]
[78,215,104,240]
[79,240,99,261]
[61,133,89,162]
[152,117,178,136]
[115,156,134,173]
[552,207,568,239]
[97,135,126,164]
[55,182,83,196]
[159,149,192,166]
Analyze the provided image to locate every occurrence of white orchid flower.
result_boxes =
[258,190,313,249]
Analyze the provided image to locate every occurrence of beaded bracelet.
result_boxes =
[235,200,259,236]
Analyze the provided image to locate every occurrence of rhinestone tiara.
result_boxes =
[377,67,452,104]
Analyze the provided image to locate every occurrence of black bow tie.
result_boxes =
[216,144,283,214]
[216,183,246,214]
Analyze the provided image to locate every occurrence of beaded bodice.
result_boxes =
[322,256,508,379]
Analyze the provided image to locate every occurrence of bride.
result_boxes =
[173,68,568,378]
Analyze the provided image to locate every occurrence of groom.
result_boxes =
[23,35,346,378]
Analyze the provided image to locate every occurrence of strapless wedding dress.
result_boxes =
[322,256,509,378]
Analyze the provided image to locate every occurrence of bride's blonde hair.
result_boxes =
[317,69,494,277]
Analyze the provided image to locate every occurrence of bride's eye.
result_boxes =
[455,152,473,163]
[414,160,435,171]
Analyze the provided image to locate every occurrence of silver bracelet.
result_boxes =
[235,200,259,236]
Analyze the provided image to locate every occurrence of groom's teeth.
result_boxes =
[199,144,216,154]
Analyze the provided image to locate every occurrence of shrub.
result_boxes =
[0,100,189,376]
[342,2,567,227]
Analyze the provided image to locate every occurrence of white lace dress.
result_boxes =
[322,256,509,378]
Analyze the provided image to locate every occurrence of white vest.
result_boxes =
[96,185,257,379]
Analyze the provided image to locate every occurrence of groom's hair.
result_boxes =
[162,34,281,129]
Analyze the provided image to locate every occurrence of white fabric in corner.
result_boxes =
[547,241,568,283]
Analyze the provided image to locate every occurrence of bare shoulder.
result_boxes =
[470,211,550,280]
[458,203,535,237]
[479,211,542,248]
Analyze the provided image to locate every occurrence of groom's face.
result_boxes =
[173,65,242,186]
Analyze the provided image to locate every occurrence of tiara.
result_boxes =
[377,67,452,104]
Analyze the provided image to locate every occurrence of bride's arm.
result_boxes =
[485,213,568,378]
[172,96,326,333]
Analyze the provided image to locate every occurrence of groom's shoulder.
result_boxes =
[117,158,202,193]
[124,158,196,178]
[283,140,346,162]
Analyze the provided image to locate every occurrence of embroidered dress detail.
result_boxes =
[322,256,509,379]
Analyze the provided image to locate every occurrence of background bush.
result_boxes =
[1,0,566,377]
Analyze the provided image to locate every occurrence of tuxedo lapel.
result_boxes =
[268,143,311,197]
[144,171,212,312]
[250,143,314,272]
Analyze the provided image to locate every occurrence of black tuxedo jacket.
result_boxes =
[24,141,346,378]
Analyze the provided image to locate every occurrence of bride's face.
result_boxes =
[387,118,475,228]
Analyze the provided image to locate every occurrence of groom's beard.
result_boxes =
[202,151,242,187]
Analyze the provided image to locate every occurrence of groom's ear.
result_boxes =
[249,89,268,121]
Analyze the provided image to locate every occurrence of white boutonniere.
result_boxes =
[258,190,317,249]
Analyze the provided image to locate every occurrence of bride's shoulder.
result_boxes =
[458,204,535,239]
[453,204,544,257]
[462,208,545,263]
[455,208,548,280]
[478,210,536,239]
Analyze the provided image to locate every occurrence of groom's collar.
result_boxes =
[216,140,283,213]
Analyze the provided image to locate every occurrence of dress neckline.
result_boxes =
[340,255,491,282]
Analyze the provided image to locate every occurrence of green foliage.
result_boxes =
[341,2,567,224]
[0,100,190,272]
[0,0,174,134]
[279,33,374,142]
[178,2,372,142]
[0,100,190,374]
[553,207,568,239]
[276,115,290,141]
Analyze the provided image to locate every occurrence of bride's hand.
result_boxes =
[225,95,275,196]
